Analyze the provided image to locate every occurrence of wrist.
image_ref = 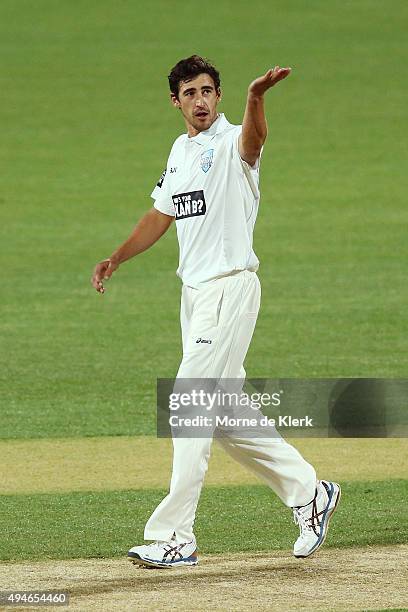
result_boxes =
[109,254,121,267]
[247,90,265,102]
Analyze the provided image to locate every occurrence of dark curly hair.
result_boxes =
[168,55,221,98]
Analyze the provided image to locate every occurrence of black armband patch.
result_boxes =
[156,168,167,188]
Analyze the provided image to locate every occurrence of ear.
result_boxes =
[170,93,181,109]
[216,88,222,104]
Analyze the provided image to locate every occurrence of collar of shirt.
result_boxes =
[186,113,232,146]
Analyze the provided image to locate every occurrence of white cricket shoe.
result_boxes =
[127,536,198,568]
[292,480,341,558]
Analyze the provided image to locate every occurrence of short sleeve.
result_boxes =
[151,167,175,217]
[231,126,261,199]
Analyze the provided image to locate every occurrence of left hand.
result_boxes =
[248,66,292,97]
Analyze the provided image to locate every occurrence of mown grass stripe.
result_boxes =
[1,437,407,495]
[0,480,406,562]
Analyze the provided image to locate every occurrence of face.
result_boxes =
[171,73,221,136]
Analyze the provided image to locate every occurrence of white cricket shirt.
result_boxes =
[151,113,261,288]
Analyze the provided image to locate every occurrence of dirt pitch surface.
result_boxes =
[1,545,407,611]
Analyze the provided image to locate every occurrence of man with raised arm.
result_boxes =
[92,56,340,568]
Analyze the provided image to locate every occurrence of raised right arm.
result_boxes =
[91,207,174,293]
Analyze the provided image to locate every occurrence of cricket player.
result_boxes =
[91,56,341,568]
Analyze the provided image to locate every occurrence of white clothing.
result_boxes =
[144,112,317,544]
[152,114,260,289]
[144,271,316,542]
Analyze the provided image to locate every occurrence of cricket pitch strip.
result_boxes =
[1,545,407,611]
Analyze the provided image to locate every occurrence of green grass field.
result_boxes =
[1,480,407,561]
[1,1,407,610]
[1,0,407,439]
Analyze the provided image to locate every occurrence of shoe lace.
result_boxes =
[146,539,193,563]
[293,496,324,537]
[147,537,193,550]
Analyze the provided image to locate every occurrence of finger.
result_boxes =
[266,67,282,82]
[92,263,106,285]
[271,66,290,76]
[277,67,291,80]
[104,262,114,280]
[271,68,291,84]
[92,264,104,284]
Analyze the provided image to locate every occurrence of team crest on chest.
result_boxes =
[200,149,214,173]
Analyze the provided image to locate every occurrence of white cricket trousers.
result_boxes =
[144,270,316,543]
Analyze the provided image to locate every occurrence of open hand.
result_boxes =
[248,66,291,97]
[91,258,119,294]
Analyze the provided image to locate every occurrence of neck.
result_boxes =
[186,122,200,137]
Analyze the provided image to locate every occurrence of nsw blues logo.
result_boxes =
[200,149,214,173]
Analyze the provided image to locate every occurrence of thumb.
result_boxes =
[104,260,117,280]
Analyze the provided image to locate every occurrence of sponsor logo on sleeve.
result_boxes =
[200,149,214,173]
[172,190,206,220]
[156,168,167,188]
